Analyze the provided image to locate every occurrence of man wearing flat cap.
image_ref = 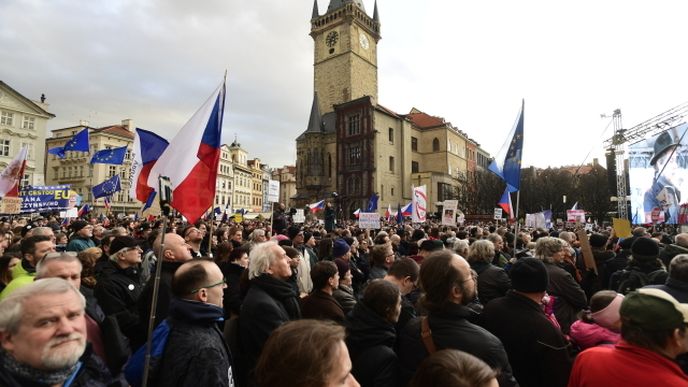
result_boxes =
[644,130,685,224]
[569,288,688,386]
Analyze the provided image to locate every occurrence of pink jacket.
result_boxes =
[569,320,620,350]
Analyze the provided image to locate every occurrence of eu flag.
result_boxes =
[366,193,379,212]
[92,175,121,199]
[48,128,90,159]
[396,202,403,224]
[489,100,524,192]
[91,146,127,165]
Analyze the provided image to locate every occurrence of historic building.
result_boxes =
[0,81,55,187]
[295,0,488,216]
[271,165,297,209]
[45,120,140,214]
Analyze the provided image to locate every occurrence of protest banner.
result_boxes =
[359,212,381,229]
[18,185,78,213]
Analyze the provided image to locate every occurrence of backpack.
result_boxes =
[123,319,170,387]
[614,269,666,295]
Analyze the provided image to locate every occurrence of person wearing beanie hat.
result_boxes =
[569,288,688,386]
[609,237,668,295]
[479,257,572,387]
[66,220,95,253]
[332,238,351,259]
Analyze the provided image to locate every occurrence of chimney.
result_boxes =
[79,120,90,127]
[121,119,133,131]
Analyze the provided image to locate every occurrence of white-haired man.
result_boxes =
[0,278,120,386]
[239,241,300,385]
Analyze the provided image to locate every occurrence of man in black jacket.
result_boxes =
[155,259,234,386]
[479,258,572,387]
[397,250,518,387]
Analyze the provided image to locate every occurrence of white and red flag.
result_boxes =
[147,79,226,223]
[0,145,28,197]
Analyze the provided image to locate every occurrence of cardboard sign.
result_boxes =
[612,218,632,238]
[359,212,381,229]
[267,180,280,203]
[493,208,503,220]
[0,197,21,214]
[576,230,597,274]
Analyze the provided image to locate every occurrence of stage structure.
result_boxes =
[604,101,688,222]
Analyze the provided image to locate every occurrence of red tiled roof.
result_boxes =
[95,125,134,139]
[406,111,445,129]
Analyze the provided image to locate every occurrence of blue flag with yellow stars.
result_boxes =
[92,175,121,199]
[488,99,524,192]
[90,146,127,165]
[48,128,90,159]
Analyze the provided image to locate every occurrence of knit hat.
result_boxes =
[287,225,302,240]
[631,237,660,262]
[334,258,350,278]
[509,257,549,293]
[589,233,608,248]
[621,288,688,330]
[332,238,350,257]
[303,231,313,244]
[70,220,89,233]
[109,236,139,256]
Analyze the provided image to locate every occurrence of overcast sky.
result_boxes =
[2,0,687,170]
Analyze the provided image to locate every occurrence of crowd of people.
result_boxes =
[1,209,688,386]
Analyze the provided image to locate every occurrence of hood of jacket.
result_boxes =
[346,302,396,353]
[569,320,620,349]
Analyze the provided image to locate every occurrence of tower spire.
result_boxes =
[312,0,319,19]
[305,92,324,133]
[373,0,379,22]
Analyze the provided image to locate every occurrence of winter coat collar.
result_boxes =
[168,298,224,324]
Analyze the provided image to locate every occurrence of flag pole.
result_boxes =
[513,190,521,252]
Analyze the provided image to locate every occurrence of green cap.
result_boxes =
[620,288,688,330]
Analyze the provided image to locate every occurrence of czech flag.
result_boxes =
[308,199,325,213]
[147,79,226,223]
[353,208,360,218]
[498,188,514,219]
[385,204,392,221]
[401,202,413,217]
[129,128,169,211]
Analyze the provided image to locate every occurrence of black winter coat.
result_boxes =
[479,291,572,387]
[135,261,184,348]
[543,262,587,334]
[155,299,233,387]
[219,262,244,318]
[397,302,518,387]
[471,261,512,305]
[346,302,400,387]
[94,261,143,343]
[645,277,688,303]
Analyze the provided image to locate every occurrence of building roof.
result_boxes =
[405,110,446,129]
[94,125,134,139]
[375,103,400,118]
[327,0,366,13]
[0,80,55,118]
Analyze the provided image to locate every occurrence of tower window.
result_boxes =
[412,161,419,173]
[433,138,440,152]
[348,114,361,136]
[411,137,418,152]
[389,156,395,173]
[388,127,394,143]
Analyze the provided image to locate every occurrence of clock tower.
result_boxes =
[311,0,380,114]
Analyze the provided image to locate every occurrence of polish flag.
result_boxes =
[129,128,168,206]
[147,79,226,223]
[0,145,28,197]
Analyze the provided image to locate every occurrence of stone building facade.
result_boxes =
[295,0,489,217]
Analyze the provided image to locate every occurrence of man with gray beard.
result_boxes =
[0,278,122,386]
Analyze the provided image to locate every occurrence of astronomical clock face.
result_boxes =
[326,31,339,47]
[359,32,369,50]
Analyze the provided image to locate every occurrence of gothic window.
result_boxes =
[347,176,361,195]
[433,138,440,152]
[328,153,332,177]
[348,145,361,166]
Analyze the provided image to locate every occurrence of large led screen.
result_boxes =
[628,123,688,224]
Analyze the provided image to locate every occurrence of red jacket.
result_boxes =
[568,341,688,387]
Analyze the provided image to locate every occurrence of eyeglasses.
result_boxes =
[461,270,478,284]
[189,277,227,294]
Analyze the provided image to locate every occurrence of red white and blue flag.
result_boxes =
[353,208,360,218]
[385,204,392,221]
[0,145,28,197]
[147,79,226,223]
[78,204,90,217]
[401,202,413,217]
[498,188,514,219]
[129,128,169,211]
[308,199,325,213]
